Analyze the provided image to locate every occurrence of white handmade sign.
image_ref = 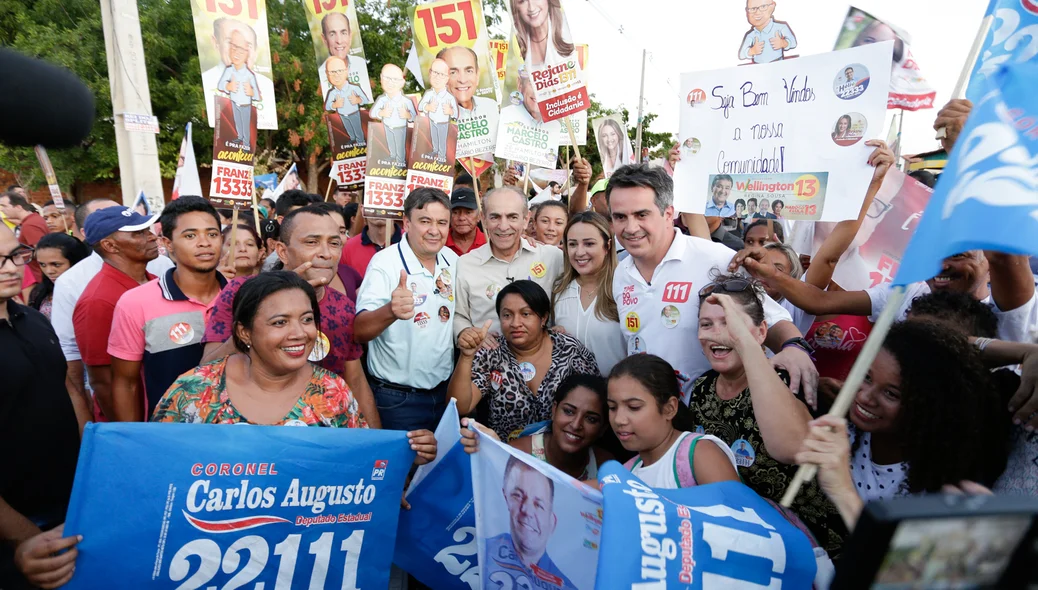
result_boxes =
[674,42,893,222]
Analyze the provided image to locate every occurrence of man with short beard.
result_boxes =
[202,205,381,427]
[108,197,228,421]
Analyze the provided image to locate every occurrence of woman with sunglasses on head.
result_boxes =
[551,212,626,376]
[27,234,90,320]
[691,274,847,555]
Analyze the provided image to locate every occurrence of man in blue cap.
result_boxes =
[72,206,160,421]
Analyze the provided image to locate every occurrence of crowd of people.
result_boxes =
[3,97,1038,588]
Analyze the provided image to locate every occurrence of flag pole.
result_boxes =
[781,286,907,507]
[935,15,993,140]
[895,109,904,170]
[634,49,647,159]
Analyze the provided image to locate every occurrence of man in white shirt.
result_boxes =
[317,12,373,104]
[454,186,563,339]
[607,164,817,403]
[51,199,174,412]
[354,188,457,432]
[200,17,276,130]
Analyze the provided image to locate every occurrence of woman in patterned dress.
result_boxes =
[152,272,435,461]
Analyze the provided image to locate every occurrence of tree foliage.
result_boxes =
[0,0,668,198]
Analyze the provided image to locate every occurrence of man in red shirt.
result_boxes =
[73,206,160,420]
[0,192,50,281]
[445,187,486,256]
[341,213,401,279]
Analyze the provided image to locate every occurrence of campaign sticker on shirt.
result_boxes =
[490,370,504,391]
[308,331,330,362]
[486,283,501,300]
[283,419,308,427]
[518,361,536,382]
[661,305,680,328]
[624,311,641,333]
[438,305,450,322]
[695,425,705,434]
[530,262,547,278]
[731,439,756,467]
[627,336,646,355]
[168,322,194,345]
[413,294,428,306]
[414,312,431,328]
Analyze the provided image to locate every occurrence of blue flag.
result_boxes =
[896,62,1038,286]
[63,423,413,589]
[394,400,481,589]
[966,0,1038,103]
[595,462,816,589]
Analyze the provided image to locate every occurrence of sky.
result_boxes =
[501,0,990,157]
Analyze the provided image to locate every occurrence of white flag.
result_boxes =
[269,163,301,202]
[171,122,203,199]
[405,44,425,89]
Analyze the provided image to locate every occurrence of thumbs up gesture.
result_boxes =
[458,320,493,357]
[770,31,788,50]
[391,270,416,320]
[749,38,765,57]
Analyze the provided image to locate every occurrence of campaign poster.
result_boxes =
[395,401,480,590]
[303,0,373,104]
[325,99,370,192]
[268,162,301,202]
[494,94,561,169]
[209,94,256,209]
[706,172,827,221]
[595,462,817,588]
[792,167,932,291]
[407,57,460,196]
[833,7,936,111]
[472,431,601,590]
[33,145,64,208]
[673,42,892,222]
[190,0,277,130]
[592,115,633,178]
[500,39,586,147]
[63,423,413,590]
[488,38,509,101]
[508,0,589,123]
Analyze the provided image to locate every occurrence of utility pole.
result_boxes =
[99,0,165,210]
[634,49,647,163]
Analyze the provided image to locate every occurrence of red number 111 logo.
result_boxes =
[662,282,692,303]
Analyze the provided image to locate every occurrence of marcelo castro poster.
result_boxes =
[595,462,817,588]
[673,41,892,222]
[62,423,413,589]
[472,430,601,590]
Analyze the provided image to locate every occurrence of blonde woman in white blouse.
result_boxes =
[551,212,626,376]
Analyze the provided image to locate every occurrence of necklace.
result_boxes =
[532,29,549,43]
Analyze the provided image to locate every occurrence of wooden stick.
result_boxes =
[228,206,240,275]
[324,178,334,202]
[562,146,571,195]
[936,15,993,140]
[250,187,261,230]
[386,219,393,246]
[780,286,907,507]
[565,117,581,161]
[523,167,530,196]
[470,158,483,215]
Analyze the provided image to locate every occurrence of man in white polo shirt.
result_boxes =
[354,187,458,432]
[454,186,564,339]
[607,164,818,404]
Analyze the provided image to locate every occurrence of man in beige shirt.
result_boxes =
[454,186,563,339]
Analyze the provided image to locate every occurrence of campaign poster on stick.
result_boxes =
[63,423,413,590]
[508,0,589,123]
[33,145,64,207]
[364,67,414,219]
[209,95,257,209]
[407,61,459,197]
[395,401,480,590]
[488,38,509,101]
[595,462,817,588]
[705,172,828,220]
[190,0,277,130]
[494,96,561,169]
[592,115,633,178]
[793,167,932,291]
[833,7,936,111]
[472,431,602,590]
[673,42,892,222]
[303,0,373,104]
[499,40,585,147]
[324,78,370,193]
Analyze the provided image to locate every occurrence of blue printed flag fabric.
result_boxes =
[63,423,413,590]
[394,400,481,589]
[966,0,1038,103]
[595,462,816,589]
[896,62,1038,286]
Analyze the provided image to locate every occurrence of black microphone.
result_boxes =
[0,49,95,148]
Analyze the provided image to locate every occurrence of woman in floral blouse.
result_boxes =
[152,272,435,461]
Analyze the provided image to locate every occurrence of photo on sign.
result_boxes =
[682,137,701,155]
[832,112,867,147]
[592,115,633,178]
[707,172,828,221]
[473,433,601,590]
[510,0,577,69]
[190,0,277,130]
[303,0,373,105]
[833,63,871,100]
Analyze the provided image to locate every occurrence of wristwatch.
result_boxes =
[781,337,815,356]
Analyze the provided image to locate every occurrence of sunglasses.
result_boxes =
[698,277,753,298]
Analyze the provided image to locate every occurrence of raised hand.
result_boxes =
[865,139,894,184]
[290,261,327,290]
[571,157,592,186]
[391,270,416,320]
[458,319,492,357]
[769,31,788,50]
[749,38,765,57]
[934,99,972,152]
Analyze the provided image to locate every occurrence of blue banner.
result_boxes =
[595,462,816,589]
[395,400,480,589]
[966,0,1038,103]
[896,62,1038,286]
[254,173,278,191]
[63,423,413,589]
